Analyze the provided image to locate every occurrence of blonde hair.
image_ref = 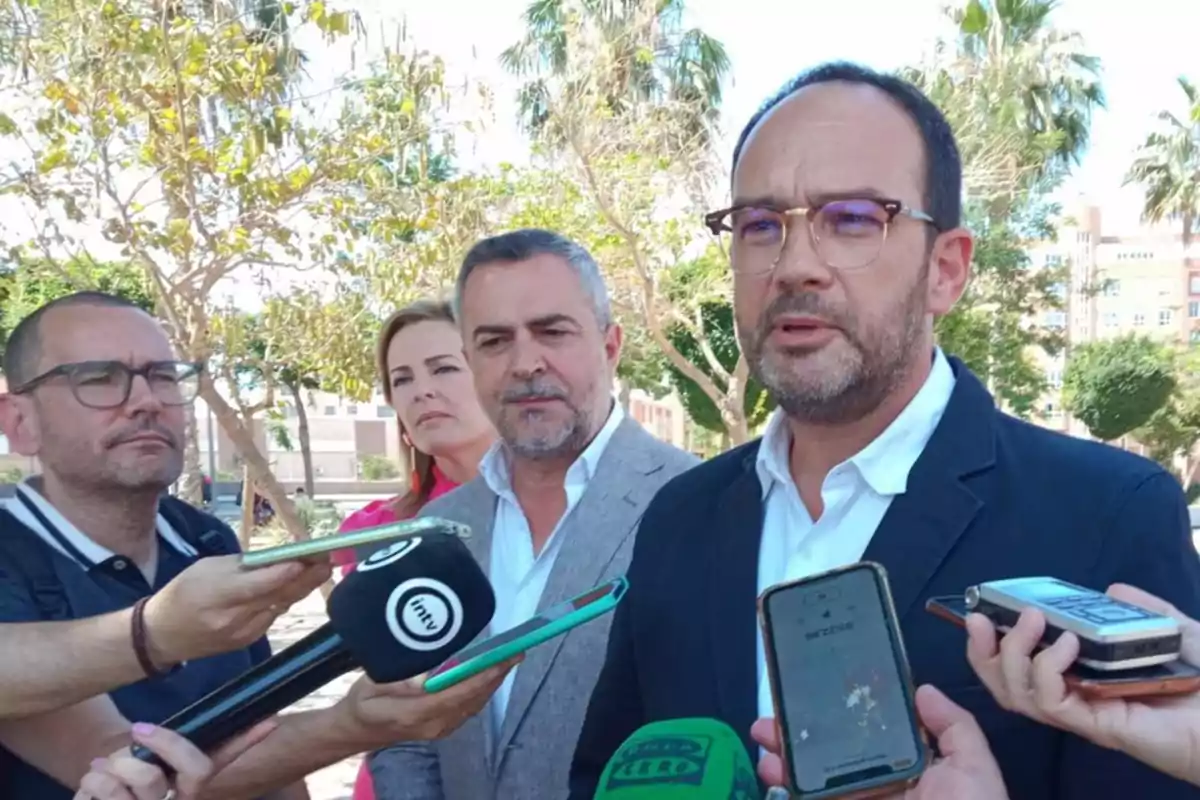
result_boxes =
[376,298,457,518]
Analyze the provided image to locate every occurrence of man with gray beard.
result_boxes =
[367,229,698,800]
[570,61,1200,800]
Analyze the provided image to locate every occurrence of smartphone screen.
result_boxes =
[763,565,923,796]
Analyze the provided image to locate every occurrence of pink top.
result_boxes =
[335,464,460,800]
[330,465,460,577]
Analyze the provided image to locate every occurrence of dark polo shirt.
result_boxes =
[0,480,271,799]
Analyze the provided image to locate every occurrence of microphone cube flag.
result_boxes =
[595,718,759,799]
[326,532,496,684]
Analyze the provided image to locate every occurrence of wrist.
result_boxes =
[326,697,378,756]
[138,595,184,667]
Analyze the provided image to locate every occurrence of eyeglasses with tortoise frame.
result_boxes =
[704,197,939,273]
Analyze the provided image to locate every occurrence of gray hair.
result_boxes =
[454,229,613,327]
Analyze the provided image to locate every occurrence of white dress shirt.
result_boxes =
[481,401,625,738]
[754,349,957,721]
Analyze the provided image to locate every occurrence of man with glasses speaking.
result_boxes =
[0,292,512,799]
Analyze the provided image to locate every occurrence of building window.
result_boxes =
[1190,301,1200,319]
[376,405,394,418]
[346,404,357,416]
[1047,369,1062,388]
[1102,280,1121,297]
[1159,309,1173,327]
[1192,329,1200,344]
[1044,254,1063,267]
[1103,312,1118,328]
[1190,274,1200,295]
[1133,313,1145,327]
[1044,311,1066,328]
[323,405,335,416]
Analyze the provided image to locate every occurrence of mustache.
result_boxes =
[105,419,178,449]
[761,293,847,331]
[501,380,568,404]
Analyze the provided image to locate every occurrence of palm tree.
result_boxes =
[1125,77,1200,267]
[952,0,1104,172]
[500,0,729,145]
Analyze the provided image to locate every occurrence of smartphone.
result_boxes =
[239,517,472,569]
[965,577,1181,671]
[925,595,1200,699]
[759,562,927,799]
[423,576,628,693]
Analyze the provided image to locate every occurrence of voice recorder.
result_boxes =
[965,577,1181,671]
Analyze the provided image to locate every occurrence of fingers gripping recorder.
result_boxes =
[131,532,495,769]
[965,577,1182,671]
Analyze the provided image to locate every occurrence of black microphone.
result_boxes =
[130,532,495,768]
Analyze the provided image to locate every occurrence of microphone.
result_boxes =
[593,718,760,799]
[131,532,495,768]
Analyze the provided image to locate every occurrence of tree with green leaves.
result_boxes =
[1125,77,1200,289]
[0,257,155,357]
[1062,335,1178,442]
[222,286,380,496]
[491,3,759,442]
[904,0,1101,413]
[0,1,469,542]
[1133,347,1200,485]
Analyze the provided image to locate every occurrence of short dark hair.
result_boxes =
[731,61,962,232]
[455,229,612,327]
[3,291,146,388]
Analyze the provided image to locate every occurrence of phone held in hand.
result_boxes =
[759,562,927,799]
[238,517,472,569]
[423,576,628,693]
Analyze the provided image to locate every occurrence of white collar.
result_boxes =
[756,348,957,498]
[8,478,197,569]
[480,399,625,497]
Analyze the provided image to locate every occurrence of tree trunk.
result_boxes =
[179,402,204,504]
[198,378,310,544]
[286,379,316,496]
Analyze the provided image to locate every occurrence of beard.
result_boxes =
[740,268,929,426]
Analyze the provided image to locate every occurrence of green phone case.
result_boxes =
[423,576,629,693]
[238,516,471,569]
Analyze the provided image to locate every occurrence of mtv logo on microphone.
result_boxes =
[327,531,495,684]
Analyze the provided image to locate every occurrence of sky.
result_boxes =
[296,0,1200,238]
[2,0,1194,305]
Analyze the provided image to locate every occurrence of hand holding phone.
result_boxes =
[759,562,927,798]
[963,583,1200,788]
[921,582,1195,700]
[239,517,472,570]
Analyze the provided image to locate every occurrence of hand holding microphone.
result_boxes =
[752,685,1009,800]
[967,583,1200,788]
[592,718,758,799]
[130,532,498,768]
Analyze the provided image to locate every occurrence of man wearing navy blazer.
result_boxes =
[569,61,1200,800]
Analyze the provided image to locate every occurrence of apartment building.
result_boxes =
[1028,203,1198,437]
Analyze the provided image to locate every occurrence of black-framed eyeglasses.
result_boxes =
[9,360,204,410]
[704,197,939,274]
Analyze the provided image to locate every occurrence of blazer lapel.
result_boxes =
[862,360,997,621]
[493,419,665,760]
[707,447,765,759]
[419,479,499,773]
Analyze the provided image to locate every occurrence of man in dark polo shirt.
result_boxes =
[0,292,515,799]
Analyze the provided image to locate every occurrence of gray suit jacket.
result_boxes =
[368,416,698,800]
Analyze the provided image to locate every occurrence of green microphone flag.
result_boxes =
[594,717,760,799]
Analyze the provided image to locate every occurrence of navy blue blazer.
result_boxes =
[569,358,1200,799]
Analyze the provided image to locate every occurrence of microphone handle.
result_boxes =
[130,624,357,769]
